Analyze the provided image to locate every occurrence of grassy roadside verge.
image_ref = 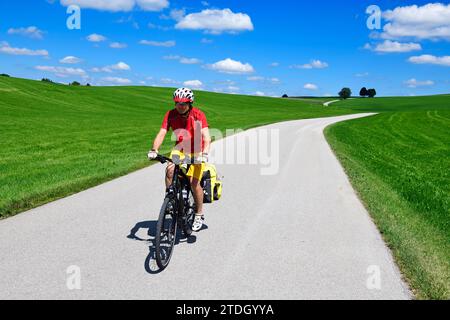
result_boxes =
[325,97,450,299]
[0,76,352,219]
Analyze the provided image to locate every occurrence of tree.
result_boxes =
[359,87,368,97]
[367,88,377,98]
[0,73,10,77]
[41,78,53,83]
[339,87,352,100]
[86,83,91,87]
[71,81,80,86]
[282,94,289,98]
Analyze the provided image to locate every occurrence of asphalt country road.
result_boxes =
[0,113,412,300]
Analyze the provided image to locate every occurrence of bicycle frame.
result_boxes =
[155,155,194,229]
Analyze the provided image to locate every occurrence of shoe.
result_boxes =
[192,215,204,232]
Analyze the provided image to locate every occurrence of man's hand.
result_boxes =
[148,149,158,160]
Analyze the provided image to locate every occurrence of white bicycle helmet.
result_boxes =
[173,87,194,103]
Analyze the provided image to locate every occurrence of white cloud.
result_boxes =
[60,56,83,64]
[87,34,107,42]
[135,0,169,11]
[0,42,48,56]
[405,78,434,88]
[169,8,186,21]
[92,62,131,73]
[201,38,213,44]
[8,26,45,39]
[270,62,279,67]
[110,42,128,49]
[382,3,450,41]
[179,57,202,64]
[254,91,265,96]
[408,55,450,67]
[111,62,130,70]
[292,60,328,69]
[355,72,369,77]
[175,9,254,34]
[207,58,254,74]
[102,76,132,84]
[247,76,264,81]
[159,78,181,85]
[60,0,168,12]
[304,83,318,90]
[247,76,280,84]
[373,40,422,53]
[164,55,201,64]
[183,80,203,88]
[140,40,176,47]
[35,65,87,78]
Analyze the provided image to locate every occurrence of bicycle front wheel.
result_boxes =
[155,197,178,270]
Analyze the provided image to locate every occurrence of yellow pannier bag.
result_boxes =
[200,164,223,203]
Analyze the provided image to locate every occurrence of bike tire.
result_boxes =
[155,197,178,270]
[183,193,196,237]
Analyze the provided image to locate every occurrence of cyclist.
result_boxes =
[148,88,211,232]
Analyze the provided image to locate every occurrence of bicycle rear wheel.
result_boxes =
[155,197,178,270]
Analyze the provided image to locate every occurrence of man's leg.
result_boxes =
[166,163,175,189]
[191,177,203,215]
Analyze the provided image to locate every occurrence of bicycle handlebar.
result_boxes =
[151,154,194,165]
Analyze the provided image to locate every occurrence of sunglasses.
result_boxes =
[176,102,189,107]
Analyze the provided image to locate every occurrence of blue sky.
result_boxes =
[0,0,449,96]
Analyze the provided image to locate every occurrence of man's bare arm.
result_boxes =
[152,128,168,152]
[202,127,211,154]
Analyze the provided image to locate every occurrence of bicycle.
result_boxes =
[150,154,197,270]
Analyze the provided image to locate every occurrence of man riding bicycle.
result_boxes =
[148,88,211,232]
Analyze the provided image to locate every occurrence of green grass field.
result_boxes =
[0,76,349,218]
[325,95,450,299]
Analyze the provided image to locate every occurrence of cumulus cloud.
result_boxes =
[292,60,328,69]
[87,34,107,42]
[140,40,176,47]
[8,26,45,39]
[207,58,254,74]
[175,8,254,34]
[247,76,280,84]
[110,42,128,49]
[102,76,132,84]
[59,56,83,64]
[381,3,450,41]
[405,78,434,88]
[304,83,318,90]
[135,0,169,11]
[373,40,422,53]
[254,91,266,96]
[408,54,450,67]
[0,42,48,56]
[92,62,131,73]
[60,0,168,12]
[183,80,203,88]
[35,65,87,78]
[163,55,201,64]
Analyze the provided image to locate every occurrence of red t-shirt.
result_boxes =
[161,107,209,153]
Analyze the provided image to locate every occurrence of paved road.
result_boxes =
[0,113,411,300]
